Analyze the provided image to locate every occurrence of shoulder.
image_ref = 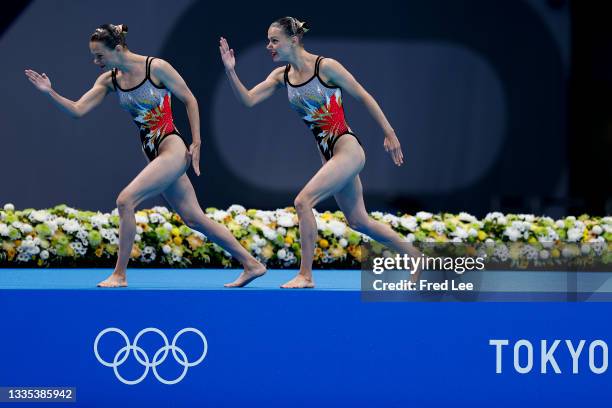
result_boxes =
[95,71,114,90]
[149,58,174,75]
[268,66,287,84]
[318,58,345,75]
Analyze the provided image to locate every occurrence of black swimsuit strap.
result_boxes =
[145,56,154,79]
[111,68,118,91]
[314,56,325,76]
[283,64,291,85]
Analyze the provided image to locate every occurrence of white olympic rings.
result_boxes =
[94,327,208,385]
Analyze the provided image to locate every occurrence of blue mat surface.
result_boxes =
[0,268,360,290]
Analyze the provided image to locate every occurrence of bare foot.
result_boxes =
[280,274,315,289]
[97,272,127,288]
[224,263,267,288]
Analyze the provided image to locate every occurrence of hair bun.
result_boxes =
[300,21,310,33]
[118,24,128,35]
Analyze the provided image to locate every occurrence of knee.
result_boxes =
[116,191,135,214]
[346,215,370,232]
[294,194,313,214]
[180,215,199,230]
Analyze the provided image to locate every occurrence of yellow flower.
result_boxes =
[173,236,183,246]
[319,239,329,249]
[130,244,141,259]
[262,245,274,259]
[321,212,333,221]
[285,236,294,245]
[95,247,104,257]
[477,231,487,241]
[171,227,181,237]
[551,248,560,258]
[186,235,204,250]
[528,237,538,245]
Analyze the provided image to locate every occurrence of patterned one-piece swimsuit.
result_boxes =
[285,56,361,160]
[112,56,188,161]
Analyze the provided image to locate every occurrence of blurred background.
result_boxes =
[0,0,609,217]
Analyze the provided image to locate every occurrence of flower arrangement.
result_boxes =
[0,203,610,269]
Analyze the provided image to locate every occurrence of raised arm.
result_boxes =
[219,37,284,107]
[149,58,202,175]
[24,69,112,118]
[319,59,404,166]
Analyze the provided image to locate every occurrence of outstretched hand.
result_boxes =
[189,143,201,176]
[383,131,404,166]
[25,69,52,93]
[219,37,235,71]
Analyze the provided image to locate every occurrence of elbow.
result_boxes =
[70,103,84,119]
[243,93,255,108]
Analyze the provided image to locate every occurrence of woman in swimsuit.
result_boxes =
[220,17,421,288]
[25,24,266,287]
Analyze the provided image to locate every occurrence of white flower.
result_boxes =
[592,225,603,235]
[0,223,8,236]
[371,211,384,219]
[212,210,229,222]
[458,212,477,223]
[29,210,50,223]
[452,237,462,243]
[277,214,296,228]
[581,244,591,255]
[111,208,119,216]
[277,249,287,260]
[400,216,417,232]
[567,227,583,243]
[163,222,173,231]
[234,214,251,227]
[140,246,156,263]
[539,250,549,260]
[40,250,49,260]
[504,227,521,242]
[518,214,535,223]
[261,226,278,241]
[339,238,348,247]
[136,226,143,234]
[152,206,170,215]
[228,204,246,214]
[416,211,432,221]
[149,213,165,224]
[62,219,81,234]
[328,220,347,237]
[494,244,510,262]
[135,213,149,224]
[16,253,30,262]
[555,220,565,228]
[134,234,142,242]
[276,227,287,236]
[432,221,446,235]
[162,245,172,254]
[404,233,416,243]
[562,246,578,258]
[452,227,468,239]
[485,238,495,247]
[382,214,399,228]
[485,212,506,225]
[171,253,182,263]
[566,216,577,222]
[3,203,15,211]
[468,228,478,237]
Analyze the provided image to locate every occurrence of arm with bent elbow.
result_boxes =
[25,69,110,118]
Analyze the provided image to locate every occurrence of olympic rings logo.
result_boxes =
[94,327,208,385]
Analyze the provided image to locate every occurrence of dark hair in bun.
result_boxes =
[90,23,128,49]
[272,17,309,42]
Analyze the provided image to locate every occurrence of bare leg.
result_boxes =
[282,136,365,288]
[334,176,423,281]
[162,175,266,287]
[97,136,189,288]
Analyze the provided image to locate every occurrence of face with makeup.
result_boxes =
[266,24,301,62]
